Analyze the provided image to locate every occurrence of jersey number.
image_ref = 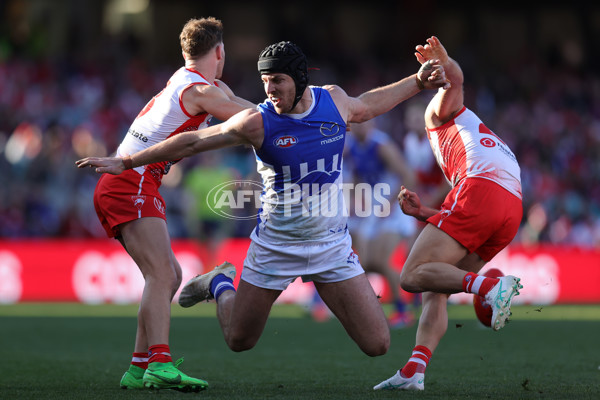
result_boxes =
[135,81,170,119]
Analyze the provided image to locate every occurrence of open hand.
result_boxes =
[415,36,450,65]
[75,157,126,175]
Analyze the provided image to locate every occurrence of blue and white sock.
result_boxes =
[210,274,235,302]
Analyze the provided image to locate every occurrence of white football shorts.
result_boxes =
[241,233,364,290]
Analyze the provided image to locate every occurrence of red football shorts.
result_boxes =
[93,169,166,238]
[427,178,522,262]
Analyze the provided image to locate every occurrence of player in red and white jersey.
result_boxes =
[427,105,521,199]
[375,37,523,391]
[116,67,215,182]
[89,17,255,391]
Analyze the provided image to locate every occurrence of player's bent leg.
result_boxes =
[220,279,282,352]
[400,224,469,294]
[316,275,389,357]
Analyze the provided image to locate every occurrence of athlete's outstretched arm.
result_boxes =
[416,36,464,128]
[334,59,449,124]
[76,109,264,175]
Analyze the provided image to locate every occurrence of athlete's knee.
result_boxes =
[159,268,180,294]
[162,259,182,293]
[225,334,257,353]
[362,332,390,357]
[222,322,259,352]
[399,266,421,293]
[148,269,181,299]
[169,259,183,295]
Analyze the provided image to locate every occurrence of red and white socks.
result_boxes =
[462,272,499,297]
[130,344,172,371]
[131,351,148,370]
[148,344,172,364]
[400,345,432,378]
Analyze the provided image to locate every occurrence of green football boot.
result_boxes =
[143,358,208,392]
[120,364,145,389]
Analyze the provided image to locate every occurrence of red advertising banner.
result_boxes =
[0,240,598,304]
[441,245,600,305]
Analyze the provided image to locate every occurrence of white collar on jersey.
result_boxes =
[283,86,316,119]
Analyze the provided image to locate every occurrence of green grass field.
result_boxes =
[1,303,599,399]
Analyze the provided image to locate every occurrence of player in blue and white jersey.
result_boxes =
[77,41,449,360]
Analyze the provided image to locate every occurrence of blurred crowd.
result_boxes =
[1,40,600,249]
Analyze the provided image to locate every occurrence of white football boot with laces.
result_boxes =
[485,275,523,331]
[373,371,424,391]
[178,262,236,307]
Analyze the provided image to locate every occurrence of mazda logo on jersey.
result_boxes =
[320,122,340,137]
[480,138,496,148]
[274,135,298,148]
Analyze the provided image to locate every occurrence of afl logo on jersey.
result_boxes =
[320,122,340,137]
[274,135,298,148]
[480,138,496,148]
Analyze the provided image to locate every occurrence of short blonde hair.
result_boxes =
[180,17,223,59]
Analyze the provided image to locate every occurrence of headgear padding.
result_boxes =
[258,41,309,109]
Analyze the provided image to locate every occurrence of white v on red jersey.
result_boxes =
[427,107,522,199]
[116,67,215,183]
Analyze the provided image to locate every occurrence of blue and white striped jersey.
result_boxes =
[251,86,348,243]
